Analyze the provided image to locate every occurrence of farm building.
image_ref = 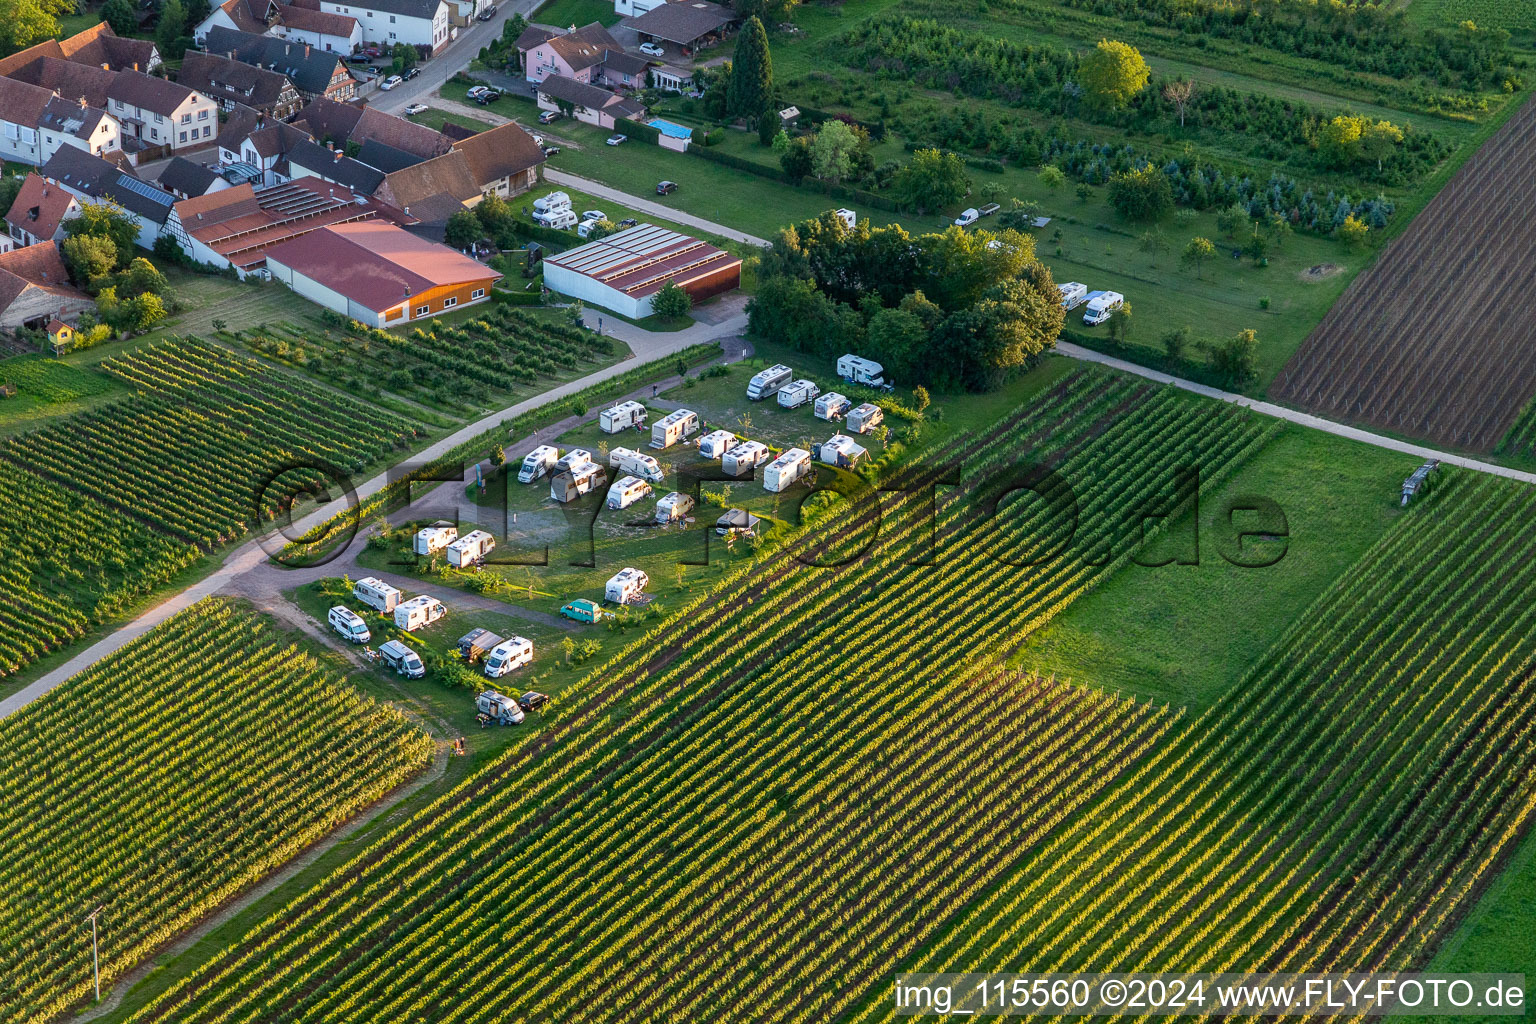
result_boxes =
[0,241,92,329]
[263,220,500,327]
[541,224,741,319]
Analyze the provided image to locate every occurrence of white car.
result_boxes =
[404,102,428,115]
[953,208,980,227]
[639,41,665,57]
[606,134,627,146]
[466,85,490,100]
[381,75,403,90]
[582,210,606,222]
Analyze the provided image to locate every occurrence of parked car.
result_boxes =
[979,202,1001,216]
[538,109,561,124]
[381,74,403,90]
[404,66,421,80]
[518,691,550,713]
[466,85,490,100]
[953,208,980,227]
[582,210,606,222]
[476,90,501,104]
[476,2,497,18]
[606,134,627,146]
[656,180,678,195]
[618,217,638,227]
[366,66,384,76]
[346,53,371,64]
[404,102,428,115]
[541,145,561,156]
[362,45,382,56]
[639,41,665,57]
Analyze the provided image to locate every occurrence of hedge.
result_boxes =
[615,116,661,144]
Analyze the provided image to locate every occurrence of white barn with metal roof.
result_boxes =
[541,222,741,318]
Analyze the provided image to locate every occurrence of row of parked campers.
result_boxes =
[411,523,497,567]
[744,364,885,434]
[475,689,549,726]
[1058,282,1125,326]
[329,605,427,680]
[350,578,451,633]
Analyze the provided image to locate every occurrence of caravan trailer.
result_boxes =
[413,522,458,556]
[722,440,770,477]
[777,379,820,409]
[818,434,868,469]
[650,409,700,450]
[607,475,654,510]
[1058,282,1088,310]
[446,530,496,567]
[550,462,607,503]
[846,403,884,435]
[517,445,559,483]
[353,576,402,614]
[746,363,793,401]
[1082,290,1124,326]
[655,491,695,523]
[836,355,886,388]
[605,567,649,605]
[599,400,648,433]
[483,636,534,679]
[608,446,664,483]
[764,448,812,492]
[394,595,447,631]
[697,429,737,459]
[815,392,850,421]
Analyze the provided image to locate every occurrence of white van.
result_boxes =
[1083,290,1125,326]
[413,522,458,556]
[476,690,525,725]
[954,208,980,227]
[605,566,649,604]
[836,355,885,388]
[746,363,793,401]
[847,402,884,435]
[537,208,578,231]
[353,576,402,613]
[483,636,534,679]
[446,529,495,567]
[764,448,812,492]
[557,448,594,474]
[517,445,559,483]
[777,379,820,409]
[815,392,850,421]
[697,429,736,459]
[599,401,647,433]
[1058,282,1088,310]
[655,491,695,523]
[650,408,699,450]
[379,639,425,678]
[328,606,371,644]
[609,446,665,483]
[607,474,654,510]
[722,440,770,477]
[394,594,447,632]
[532,191,571,215]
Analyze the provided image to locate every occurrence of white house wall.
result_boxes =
[543,262,646,318]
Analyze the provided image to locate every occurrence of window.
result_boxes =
[442,297,458,309]
[204,125,212,137]
[181,113,191,124]
[179,131,187,142]
[198,109,209,119]
[389,31,396,38]
[415,304,429,316]
[389,13,394,20]
[471,288,484,299]
[154,113,164,123]
[150,127,159,140]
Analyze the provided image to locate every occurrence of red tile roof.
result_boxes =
[276,3,358,36]
[545,223,740,300]
[0,241,87,313]
[3,174,79,242]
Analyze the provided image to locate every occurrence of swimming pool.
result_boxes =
[648,119,694,140]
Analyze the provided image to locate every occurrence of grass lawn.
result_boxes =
[0,355,127,435]
[529,0,620,25]
[1011,423,1415,706]
[404,106,497,134]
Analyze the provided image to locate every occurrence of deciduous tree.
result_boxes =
[100,0,137,35]
[652,279,693,319]
[1181,236,1216,278]
[810,119,858,185]
[1107,165,1173,222]
[891,148,969,215]
[1162,78,1197,128]
[1078,39,1149,112]
[444,209,481,251]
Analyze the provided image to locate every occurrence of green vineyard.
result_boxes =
[0,599,433,1024]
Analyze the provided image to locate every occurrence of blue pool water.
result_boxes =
[648,119,694,139]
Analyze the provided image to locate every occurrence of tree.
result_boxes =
[1337,213,1370,248]
[63,200,138,267]
[998,198,1044,231]
[1318,115,1402,171]
[1161,326,1190,360]
[0,175,23,220]
[865,305,929,382]
[1215,203,1248,239]
[475,193,515,240]
[183,0,210,27]
[391,42,417,75]
[121,257,169,298]
[501,12,526,42]
[0,0,72,53]
[778,136,813,181]
[444,209,481,250]
[1360,119,1404,172]
[891,148,969,215]
[809,119,859,185]
[1242,234,1268,264]
[728,16,772,122]
[1078,39,1149,112]
[489,443,505,467]
[1106,301,1132,342]
[1037,165,1066,190]
[1181,236,1216,278]
[1162,78,1197,128]
[912,385,930,413]
[156,0,189,60]
[1206,328,1258,388]
[651,279,693,320]
[100,0,137,34]
[1266,211,1293,249]
[1107,165,1173,222]
[758,110,778,146]
[61,234,118,288]
[121,292,168,333]
[584,218,618,242]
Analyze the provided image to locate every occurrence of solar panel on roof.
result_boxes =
[114,174,175,206]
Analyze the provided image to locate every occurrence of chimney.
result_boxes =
[305,44,311,58]
[80,96,88,108]
[102,62,110,70]
[334,149,342,161]
[133,62,139,72]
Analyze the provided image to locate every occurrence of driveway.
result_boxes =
[544,169,771,247]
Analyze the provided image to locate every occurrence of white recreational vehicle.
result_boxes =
[777,379,820,409]
[697,429,737,459]
[846,403,884,435]
[394,595,448,632]
[746,363,793,401]
[607,475,654,510]
[605,566,650,605]
[818,434,868,469]
[446,530,496,567]
[550,463,607,503]
[608,446,664,483]
[532,191,571,215]
[815,392,851,421]
[413,522,458,556]
[834,208,856,229]
[650,409,700,450]
[518,445,559,483]
[483,636,534,679]
[328,606,371,644]
[379,639,425,678]
[655,491,695,523]
[1058,281,1088,310]
[1082,290,1125,326]
[722,440,770,477]
[836,355,886,388]
[557,449,595,473]
[764,448,812,492]
[535,208,578,230]
[599,400,648,433]
[353,576,402,614]
[476,690,525,725]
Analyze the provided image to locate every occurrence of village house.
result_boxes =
[178,51,303,119]
[106,71,219,155]
[4,173,82,248]
[203,28,358,102]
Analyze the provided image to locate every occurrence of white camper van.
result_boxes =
[379,639,425,678]
[550,463,607,502]
[1058,281,1088,310]
[846,402,884,435]
[534,207,578,230]
[815,392,851,421]
[413,522,458,556]
[605,566,649,605]
[483,636,534,679]
[764,448,812,492]
[328,606,371,644]
[608,446,665,483]
[446,529,495,567]
[1082,290,1125,326]
[836,354,886,388]
[818,433,868,469]
[353,576,402,614]
[697,429,737,459]
[394,594,447,631]
[746,363,793,401]
[557,448,595,473]
[599,400,648,433]
[650,409,699,450]
[722,440,770,477]
[476,690,525,725]
[777,379,820,409]
[655,491,695,523]
[517,445,559,483]
[532,191,571,215]
[607,475,654,510]
[834,208,857,229]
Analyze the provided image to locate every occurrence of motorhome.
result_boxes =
[353,576,402,613]
[599,401,648,433]
[483,636,534,679]
[650,409,700,450]
[608,447,664,484]
[535,208,578,231]
[846,403,884,435]
[532,191,571,215]
[605,567,650,605]
[834,208,856,229]
[722,440,770,477]
[716,508,763,537]
[379,640,425,678]
[1058,282,1088,310]
[815,392,851,421]
[764,448,812,492]
[697,429,737,459]
[1083,290,1125,326]
[607,475,654,510]
[777,379,821,409]
[394,595,447,631]
[818,434,868,469]
[328,606,371,644]
[550,463,607,503]
[746,363,793,401]
[557,448,595,473]
[655,491,695,523]
[413,522,458,556]
[446,530,495,567]
[476,690,525,725]
[459,628,504,663]
[836,355,886,388]
[517,445,559,483]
